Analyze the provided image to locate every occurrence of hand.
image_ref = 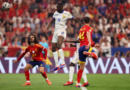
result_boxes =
[42,60,46,64]
[13,60,18,63]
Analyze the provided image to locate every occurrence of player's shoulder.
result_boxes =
[53,11,58,15]
[35,44,43,47]
[63,10,70,13]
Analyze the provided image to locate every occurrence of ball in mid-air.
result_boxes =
[2,2,10,10]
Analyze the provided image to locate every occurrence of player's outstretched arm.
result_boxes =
[65,40,80,43]
[85,32,91,49]
[45,18,55,33]
[13,52,27,63]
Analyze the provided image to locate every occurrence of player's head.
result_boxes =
[28,33,39,45]
[83,17,90,24]
[57,3,63,13]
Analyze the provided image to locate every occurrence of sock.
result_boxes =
[42,71,47,79]
[82,70,87,83]
[77,69,83,83]
[58,49,65,64]
[91,52,98,60]
[69,66,74,82]
[25,70,30,82]
[53,51,59,66]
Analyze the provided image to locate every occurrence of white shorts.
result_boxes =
[52,30,66,43]
[71,51,79,64]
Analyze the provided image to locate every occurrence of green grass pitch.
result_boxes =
[0,74,130,90]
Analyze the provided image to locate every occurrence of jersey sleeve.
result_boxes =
[37,44,47,59]
[66,12,73,19]
[17,46,29,61]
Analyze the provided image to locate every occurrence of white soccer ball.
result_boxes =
[2,2,10,10]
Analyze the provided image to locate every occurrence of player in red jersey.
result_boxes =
[13,34,51,86]
[76,17,99,87]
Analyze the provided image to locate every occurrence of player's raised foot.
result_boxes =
[60,64,66,69]
[46,79,52,85]
[22,82,31,86]
[63,81,73,86]
[81,82,89,87]
[51,66,60,72]
[75,84,80,88]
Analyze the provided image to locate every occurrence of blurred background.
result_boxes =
[0,0,130,58]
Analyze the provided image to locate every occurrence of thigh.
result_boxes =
[79,46,87,63]
[25,63,33,70]
[37,61,45,67]
[39,67,44,73]
[71,52,79,64]
[52,32,58,43]
[52,43,57,51]
[57,36,64,47]
[28,59,37,67]
[79,63,86,70]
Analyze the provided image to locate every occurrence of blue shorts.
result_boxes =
[28,59,44,67]
[78,45,95,64]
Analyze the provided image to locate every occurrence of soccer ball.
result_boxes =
[2,2,10,10]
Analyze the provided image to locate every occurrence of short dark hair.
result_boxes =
[28,33,39,45]
[57,3,63,7]
[83,17,90,24]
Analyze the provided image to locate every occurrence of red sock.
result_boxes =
[25,70,30,81]
[42,71,47,79]
[77,69,83,83]
[91,52,98,60]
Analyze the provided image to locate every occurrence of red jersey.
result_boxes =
[79,25,94,47]
[17,44,47,61]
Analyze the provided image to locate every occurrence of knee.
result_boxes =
[69,62,75,67]
[39,69,44,73]
[24,67,28,71]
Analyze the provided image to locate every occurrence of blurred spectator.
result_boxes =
[98,1,107,16]
[0,22,5,36]
[117,30,125,41]
[116,24,125,34]
[22,37,28,46]
[40,0,48,9]
[2,37,11,46]
[101,37,111,57]
[29,0,38,13]
[81,1,88,13]
[12,37,21,47]
[125,51,130,57]
[5,25,14,42]
[72,2,81,17]
[92,28,101,43]
[0,33,3,46]
[12,11,22,24]
[114,51,120,57]
[125,23,130,37]
[120,52,125,57]
[120,35,128,47]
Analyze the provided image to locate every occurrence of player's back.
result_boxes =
[53,11,73,31]
[79,25,94,47]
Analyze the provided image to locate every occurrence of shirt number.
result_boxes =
[79,32,85,40]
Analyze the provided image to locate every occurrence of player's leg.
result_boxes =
[57,36,66,69]
[22,63,33,86]
[83,46,98,60]
[76,63,86,87]
[51,42,60,72]
[38,61,51,85]
[63,62,75,86]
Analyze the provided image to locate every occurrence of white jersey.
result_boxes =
[53,10,73,31]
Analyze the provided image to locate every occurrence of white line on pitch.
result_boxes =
[75,81,88,90]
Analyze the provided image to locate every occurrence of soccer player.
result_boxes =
[76,17,98,87]
[63,39,100,87]
[45,3,79,72]
[13,34,51,86]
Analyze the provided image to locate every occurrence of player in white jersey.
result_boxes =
[45,3,79,72]
[63,39,101,87]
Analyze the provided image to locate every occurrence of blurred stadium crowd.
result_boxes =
[0,0,130,57]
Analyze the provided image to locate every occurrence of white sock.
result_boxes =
[26,81,30,82]
[58,49,65,64]
[69,66,74,82]
[82,70,87,83]
[45,78,48,80]
[53,51,59,67]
